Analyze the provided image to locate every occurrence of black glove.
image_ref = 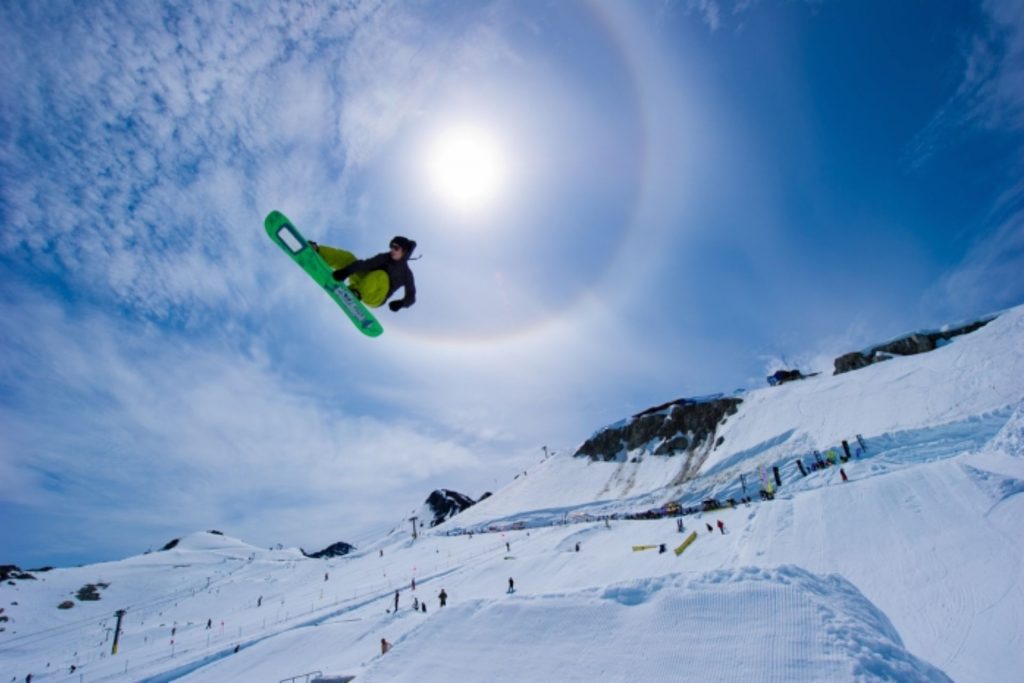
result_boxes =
[332,268,347,282]
[388,300,403,312]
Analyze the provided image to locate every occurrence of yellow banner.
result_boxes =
[632,544,659,552]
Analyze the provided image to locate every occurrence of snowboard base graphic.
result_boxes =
[264,210,383,338]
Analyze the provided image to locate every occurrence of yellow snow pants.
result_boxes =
[316,245,390,308]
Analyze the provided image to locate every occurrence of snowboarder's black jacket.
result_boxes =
[335,252,416,309]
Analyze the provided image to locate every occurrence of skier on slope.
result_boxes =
[308,236,417,311]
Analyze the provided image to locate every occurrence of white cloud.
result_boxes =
[0,0,513,329]
[0,285,505,559]
[907,1,1024,317]
[907,0,1024,166]
[658,0,771,32]
[933,198,1024,318]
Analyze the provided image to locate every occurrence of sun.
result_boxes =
[423,123,509,216]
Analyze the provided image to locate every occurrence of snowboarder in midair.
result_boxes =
[309,237,417,311]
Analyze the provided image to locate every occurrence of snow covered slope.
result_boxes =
[1,306,1022,682]
[453,305,1024,525]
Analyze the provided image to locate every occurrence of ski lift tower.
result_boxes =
[409,515,418,541]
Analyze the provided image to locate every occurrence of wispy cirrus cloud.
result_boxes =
[909,1,1024,317]
[658,0,771,32]
[0,283,504,565]
[907,0,1024,167]
[0,0,512,327]
[932,185,1024,319]
[0,0,656,566]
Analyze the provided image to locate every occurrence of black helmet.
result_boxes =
[390,236,416,258]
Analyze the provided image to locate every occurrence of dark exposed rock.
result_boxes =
[477,492,493,503]
[161,538,181,551]
[834,317,994,375]
[58,600,75,610]
[767,369,818,386]
[0,566,35,582]
[426,489,478,527]
[76,583,109,601]
[207,530,224,536]
[833,351,873,374]
[574,396,743,462]
[303,542,356,559]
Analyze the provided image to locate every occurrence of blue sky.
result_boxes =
[1,0,1022,567]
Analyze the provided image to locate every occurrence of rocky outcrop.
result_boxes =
[76,583,109,601]
[573,396,743,462]
[426,489,478,527]
[304,541,356,559]
[834,317,994,375]
[0,565,35,583]
[767,369,817,386]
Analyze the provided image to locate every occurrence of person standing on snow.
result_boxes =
[393,589,400,613]
[438,589,448,608]
[507,577,515,593]
[308,236,417,311]
[717,520,726,534]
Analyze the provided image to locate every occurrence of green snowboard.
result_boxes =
[264,210,384,338]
